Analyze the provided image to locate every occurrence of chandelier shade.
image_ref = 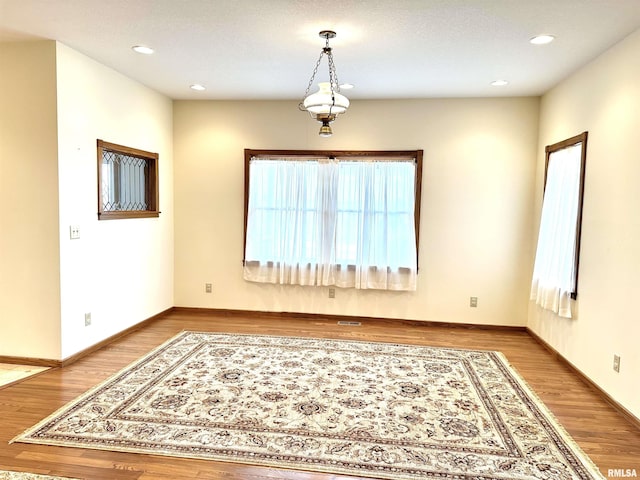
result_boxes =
[299,31,349,137]
[303,82,350,116]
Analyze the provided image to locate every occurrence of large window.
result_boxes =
[243,150,422,291]
[97,139,159,220]
[530,132,588,318]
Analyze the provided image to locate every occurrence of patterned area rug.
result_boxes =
[13,332,604,479]
[0,472,77,480]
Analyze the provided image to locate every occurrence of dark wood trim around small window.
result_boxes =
[243,149,423,266]
[97,139,160,220]
[544,131,588,299]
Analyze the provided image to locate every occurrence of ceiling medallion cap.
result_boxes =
[319,30,337,40]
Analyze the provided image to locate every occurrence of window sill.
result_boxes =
[98,211,160,220]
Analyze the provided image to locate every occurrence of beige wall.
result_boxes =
[0,41,62,359]
[531,29,640,419]
[0,41,174,361]
[173,97,539,326]
[55,43,174,359]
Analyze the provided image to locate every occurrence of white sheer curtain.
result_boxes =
[334,161,417,290]
[243,157,417,291]
[530,144,582,318]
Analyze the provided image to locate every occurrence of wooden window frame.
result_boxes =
[543,131,588,299]
[243,149,423,267]
[97,139,160,220]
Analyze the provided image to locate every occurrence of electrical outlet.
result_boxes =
[613,354,621,373]
[84,312,92,327]
[70,225,80,239]
[205,283,212,293]
[328,288,336,298]
[470,296,478,308]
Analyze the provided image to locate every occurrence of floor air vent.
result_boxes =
[337,321,361,326]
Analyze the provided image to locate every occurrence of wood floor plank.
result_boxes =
[1,309,639,479]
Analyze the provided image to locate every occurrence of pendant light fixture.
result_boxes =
[299,30,349,137]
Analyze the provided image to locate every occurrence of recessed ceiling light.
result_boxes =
[340,83,354,90]
[132,45,154,55]
[190,84,206,91]
[491,80,509,87]
[530,35,555,45]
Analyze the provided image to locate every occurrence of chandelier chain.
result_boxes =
[327,51,341,94]
[301,33,342,102]
[302,51,325,100]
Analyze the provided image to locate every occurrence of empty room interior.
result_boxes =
[1,1,639,479]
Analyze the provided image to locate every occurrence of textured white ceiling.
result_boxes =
[1,0,640,100]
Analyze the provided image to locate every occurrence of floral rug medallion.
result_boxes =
[13,332,603,479]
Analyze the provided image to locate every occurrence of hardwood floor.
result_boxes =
[1,309,639,479]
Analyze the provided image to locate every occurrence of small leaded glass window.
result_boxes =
[97,140,159,220]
